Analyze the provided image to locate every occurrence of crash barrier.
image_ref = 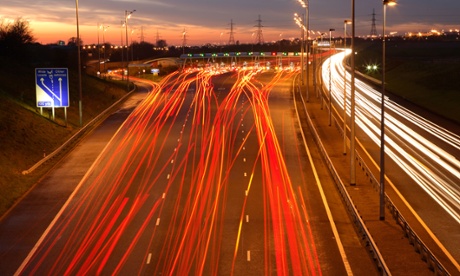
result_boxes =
[22,85,136,175]
[293,81,391,275]
[308,67,450,275]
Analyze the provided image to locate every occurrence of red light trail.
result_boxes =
[21,68,322,275]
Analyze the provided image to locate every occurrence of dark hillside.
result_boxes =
[355,40,460,124]
[0,46,127,215]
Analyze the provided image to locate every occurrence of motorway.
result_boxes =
[9,69,368,275]
[323,50,460,272]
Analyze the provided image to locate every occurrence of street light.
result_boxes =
[102,25,109,73]
[350,0,356,186]
[319,32,325,110]
[97,23,101,75]
[297,0,309,101]
[131,28,135,61]
[294,13,305,86]
[125,9,135,91]
[380,0,396,221]
[121,21,125,80]
[343,20,351,155]
[328,28,335,126]
[75,0,83,126]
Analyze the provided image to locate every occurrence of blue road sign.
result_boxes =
[35,68,69,107]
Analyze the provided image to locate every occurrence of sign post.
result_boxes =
[35,68,69,125]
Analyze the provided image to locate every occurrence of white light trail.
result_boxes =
[323,50,460,224]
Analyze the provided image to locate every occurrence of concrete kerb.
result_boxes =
[22,83,137,175]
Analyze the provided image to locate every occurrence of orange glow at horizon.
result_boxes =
[26,20,297,46]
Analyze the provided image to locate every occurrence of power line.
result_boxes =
[139,26,145,42]
[254,15,264,44]
[155,29,160,45]
[228,19,235,45]
[370,8,377,37]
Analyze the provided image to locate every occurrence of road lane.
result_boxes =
[16,69,367,275]
[0,83,151,276]
[324,50,460,272]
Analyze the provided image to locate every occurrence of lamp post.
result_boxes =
[319,32,325,110]
[121,21,125,80]
[131,28,135,61]
[380,0,396,221]
[75,0,83,126]
[350,0,356,186]
[182,30,186,54]
[297,0,309,100]
[294,13,305,86]
[343,20,351,155]
[102,25,109,73]
[125,9,135,91]
[328,28,335,126]
[97,23,101,75]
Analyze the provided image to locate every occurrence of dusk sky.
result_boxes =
[2,0,459,46]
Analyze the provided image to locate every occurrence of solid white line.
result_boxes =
[14,113,129,276]
[357,138,460,272]
[293,78,354,275]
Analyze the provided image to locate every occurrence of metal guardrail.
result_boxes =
[293,81,391,275]
[22,85,136,175]
[348,128,450,276]
[306,61,450,275]
[339,66,450,275]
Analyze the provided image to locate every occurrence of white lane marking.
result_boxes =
[156,218,160,226]
[247,250,251,261]
[293,78,353,275]
[146,253,152,264]
[14,117,133,276]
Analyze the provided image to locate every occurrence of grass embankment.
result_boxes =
[0,60,128,216]
[355,40,460,124]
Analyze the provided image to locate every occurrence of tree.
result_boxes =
[0,17,35,56]
[67,36,83,47]
[156,39,167,48]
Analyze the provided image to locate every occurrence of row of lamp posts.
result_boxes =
[75,0,396,220]
[295,0,396,220]
[97,12,135,87]
[125,10,136,91]
[74,3,135,127]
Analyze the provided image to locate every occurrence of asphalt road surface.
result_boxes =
[2,69,377,275]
